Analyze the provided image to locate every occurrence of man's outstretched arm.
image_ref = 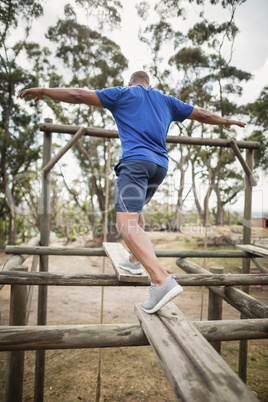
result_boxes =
[188,107,246,129]
[19,87,102,107]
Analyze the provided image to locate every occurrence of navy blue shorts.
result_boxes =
[114,159,167,213]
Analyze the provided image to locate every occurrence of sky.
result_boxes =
[28,0,268,214]
[31,0,268,103]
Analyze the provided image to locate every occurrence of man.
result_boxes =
[20,71,245,313]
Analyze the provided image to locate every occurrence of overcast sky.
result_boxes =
[29,0,267,214]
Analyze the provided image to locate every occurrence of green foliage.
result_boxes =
[170,47,209,71]
[45,4,128,125]
[240,87,268,172]
[188,21,239,45]
[188,0,246,8]
[75,0,122,29]
[247,86,268,129]
[0,0,43,33]
[0,0,49,243]
[136,0,184,21]
[245,130,268,172]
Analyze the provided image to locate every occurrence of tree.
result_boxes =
[0,0,51,244]
[243,87,268,172]
[136,0,253,227]
[44,4,128,237]
[137,15,196,231]
[171,2,252,225]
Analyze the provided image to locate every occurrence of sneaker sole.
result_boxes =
[141,285,183,314]
[118,264,143,275]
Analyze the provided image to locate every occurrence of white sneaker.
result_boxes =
[119,257,143,275]
[141,276,183,314]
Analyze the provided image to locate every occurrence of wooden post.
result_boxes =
[5,266,28,402]
[34,119,52,402]
[239,148,253,383]
[208,266,224,354]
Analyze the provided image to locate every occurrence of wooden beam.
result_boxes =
[229,140,257,186]
[1,237,40,271]
[237,244,268,258]
[5,245,106,256]
[0,319,267,351]
[0,271,268,286]
[251,257,268,274]
[39,123,260,149]
[194,318,268,342]
[42,127,87,175]
[5,245,249,258]
[177,258,268,318]
[103,242,149,283]
[135,303,258,402]
[0,236,40,291]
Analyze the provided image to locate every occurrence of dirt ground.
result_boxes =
[0,230,267,401]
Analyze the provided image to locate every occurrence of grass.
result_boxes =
[221,339,268,401]
[1,341,266,401]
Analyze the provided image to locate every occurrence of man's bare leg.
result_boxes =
[128,213,145,264]
[116,211,168,286]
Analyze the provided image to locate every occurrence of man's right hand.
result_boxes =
[20,88,44,103]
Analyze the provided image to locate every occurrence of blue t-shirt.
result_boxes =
[95,85,193,169]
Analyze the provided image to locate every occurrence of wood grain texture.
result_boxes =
[135,303,258,402]
[237,244,268,258]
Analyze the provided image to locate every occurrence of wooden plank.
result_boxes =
[135,303,258,402]
[103,242,149,283]
[237,244,268,258]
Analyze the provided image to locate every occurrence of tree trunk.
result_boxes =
[4,179,17,245]
[172,172,184,231]
[191,160,205,225]
[8,201,17,245]
[215,184,225,225]
[76,141,105,235]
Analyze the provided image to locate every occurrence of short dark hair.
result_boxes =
[130,71,150,86]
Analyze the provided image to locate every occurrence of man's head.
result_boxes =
[129,71,150,89]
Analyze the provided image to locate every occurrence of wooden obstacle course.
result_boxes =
[2,247,267,401]
[103,242,148,283]
[1,122,266,401]
[135,303,258,402]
